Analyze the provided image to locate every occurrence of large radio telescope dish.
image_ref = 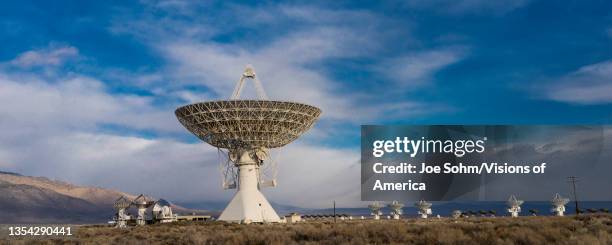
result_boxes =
[175,64,321,224]
[175,100,321,149]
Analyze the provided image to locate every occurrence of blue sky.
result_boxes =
[0,0,611,207]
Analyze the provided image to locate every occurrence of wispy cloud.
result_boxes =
[540,60,612,105]
[160,32,374,122]
[9,45,79,68]
[112,3,456,123]
[378,47,466,86]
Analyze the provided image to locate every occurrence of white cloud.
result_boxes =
[0,48,367,207]
[108,3,459,123]
[269,143,361,208]
[0,74,179,134]
[9,45,79,68]
[0,3,465,209]
[379,47,466,86]
[541,61,612,104]
[161,38,369,121]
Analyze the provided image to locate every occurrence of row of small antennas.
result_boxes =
[506,193,570,207]
[369,194,569,210]
[368,200,425,211]
[367,193,574,217]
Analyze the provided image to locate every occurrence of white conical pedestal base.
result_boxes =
[218,151,280,223]
[217,187,280,223]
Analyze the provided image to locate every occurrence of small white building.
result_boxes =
[285,213,302,223]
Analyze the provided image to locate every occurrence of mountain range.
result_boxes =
[0,171,200,224]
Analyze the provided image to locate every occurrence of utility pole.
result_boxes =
[567,176,580,215]
[333,200,336,223]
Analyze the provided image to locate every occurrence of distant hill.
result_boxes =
[0,172,204,224]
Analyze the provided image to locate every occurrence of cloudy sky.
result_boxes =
[0,0,611,208]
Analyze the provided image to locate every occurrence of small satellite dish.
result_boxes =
[387,200,404,220]
[113,196,132,228]
[414,200,432,219]
[452,210,462,219]
[507,195,523,217]
[550,193,569,216]
[368,201,384,220]
[132,194,153,226]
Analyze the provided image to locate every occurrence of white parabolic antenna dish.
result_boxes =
[551,193,569,206]
[175,65,321,223]
[507,195,524,207]
[176,100,321,149]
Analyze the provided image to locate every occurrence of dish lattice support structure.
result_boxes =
[175,65,321,223]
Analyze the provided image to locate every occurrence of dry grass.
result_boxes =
[5,214,612,245]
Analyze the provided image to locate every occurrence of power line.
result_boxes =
[333,200,336,223]
[567,176,580,215]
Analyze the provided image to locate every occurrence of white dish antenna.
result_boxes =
[507,195,523,217]
[175,65,321,223]
[132,194,154,226]
[550,193,569,216]
[113,196,132,228]
[387,200,404,220]
[153,199,176,223]
[368,201,384,220]
[415,200,432,219]
[451,210,462,219]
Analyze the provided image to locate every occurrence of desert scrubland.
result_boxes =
[6,214,612,245]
